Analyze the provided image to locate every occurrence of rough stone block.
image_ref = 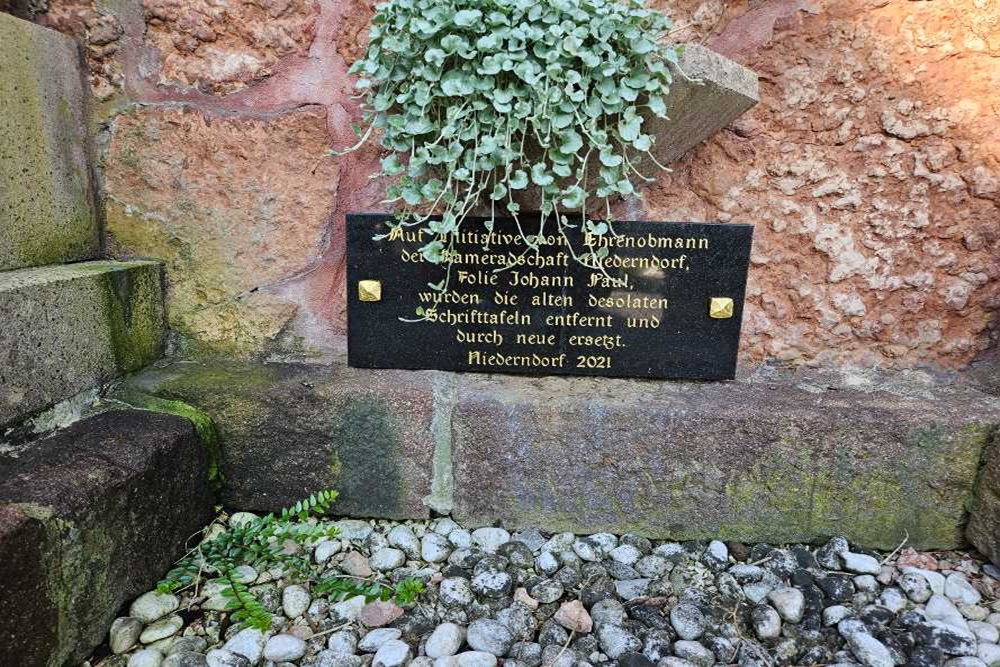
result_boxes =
[0,410,214,664]
[449,372,1000,550]
[0,505,55,666]
[0,260,165,428]
[967,436,1000,565]
[647,42,759,165]
[122,359,1000,551]
[0,12,99,271]
[121,360,439,519]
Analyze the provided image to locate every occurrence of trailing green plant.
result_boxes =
[156,490,428,632]
[158,490,341,593]
[220,571,273,631]
[313,574,427,605]
[336,0,684,301]
[157,490,341,630]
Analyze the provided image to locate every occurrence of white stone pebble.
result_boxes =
[842,552,882,575]
[263,634,307,662]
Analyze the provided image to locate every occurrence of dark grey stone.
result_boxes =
[0,410,213,665]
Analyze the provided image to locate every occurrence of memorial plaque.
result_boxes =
[347,214,753,380]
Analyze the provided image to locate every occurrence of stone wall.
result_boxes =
[15,0,1000,370]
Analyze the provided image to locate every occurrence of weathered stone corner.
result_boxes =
[647,42,760,166]
[965,431,1000,564]
[0,410,214,665]
[0,260,166,429]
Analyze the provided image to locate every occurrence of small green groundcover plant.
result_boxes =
[158,490,425,631]
[335,0,684,300]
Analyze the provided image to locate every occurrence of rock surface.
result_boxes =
[0,260,165,429]
[0,410,214,665]
[26,0,999,368]
[119,359,1000,549]
[0,12,99,272]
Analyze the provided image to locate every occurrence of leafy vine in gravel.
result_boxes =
[336,0,684,302]
[156,490,427,631]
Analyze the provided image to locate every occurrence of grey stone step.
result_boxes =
[0,12,99,271]
[0,260,166,429]
[120,359,1000,551]
[0,410,214,664]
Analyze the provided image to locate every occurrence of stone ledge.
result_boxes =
[121,359,1000,551]
[450,372,1000,551]
[0,410,214,664]
[0,12,99,271]
[0,260,166,429]
[121,360,439,520]
[648,42,760,165]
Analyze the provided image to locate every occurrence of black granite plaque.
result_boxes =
[347,213,753,380]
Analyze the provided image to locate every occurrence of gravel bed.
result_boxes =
[87,515,1000,667]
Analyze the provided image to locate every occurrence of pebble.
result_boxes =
[436,651,498,667]
[130,592,180,624]
[535,552,559,575]
[327,630,359,655]
[610,544,642,566]
[947,573,983,605]
[597,624,642,659]
[110,617,143,654]
[422,533,453,562]
[674,640,715,667]
[449,529,473,549]
[845,631,895,667]
[335,519,374,541]
[471,527,511,553]
[842,552,882,575]
[670,602,706,640]
[701,541,728,571]
[373,639,412,667]
[140,615,183,644]
[107,522,1000,667]
[205,649,250,667]
[359,628,403,652]
[903,567,947,595]
[281,584,310,618]
[440,577,476,607]
[370,547,406,571]
[466,619,514,656]
[129,649,165,667]
[529,579,563,604]
[361,600,404,627]
[927,594,971,630]
[222,628,265,664]
[900,571,933,603]
[471,571,512,598]
[331,594,368,623]
[263,634,306,662]
[512,528,547,553]
[554,600,592,633]
[876,586,908,613]
[388,525,421,558]
[170,637,208,655]
[426,623,466,658]
[767,586,805,623]
[978,642,1000,665]
[752,604,781,639]
[315,539,342,563]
